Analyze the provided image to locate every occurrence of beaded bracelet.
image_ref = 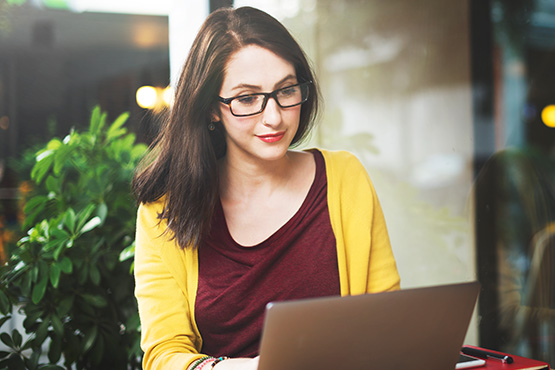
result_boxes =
[196,357,217,370]
[189,356,213,370]
[211,356,229,368]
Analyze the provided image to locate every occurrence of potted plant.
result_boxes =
[0,106,147,369]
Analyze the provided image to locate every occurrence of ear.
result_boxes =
[210,109,221,123]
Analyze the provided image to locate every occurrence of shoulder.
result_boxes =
[136,196,175,247]
[311,148,378,205]
[312,148,368,178]
[137,196,166,226]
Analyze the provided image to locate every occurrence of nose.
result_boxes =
[262,96,282,127]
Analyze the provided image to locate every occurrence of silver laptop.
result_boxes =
[258,281,480,370]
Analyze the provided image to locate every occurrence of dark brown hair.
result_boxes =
[133,6,320,249]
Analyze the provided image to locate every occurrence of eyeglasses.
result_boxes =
[218,81,312,117]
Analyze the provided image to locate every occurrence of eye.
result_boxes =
[235,94,262,106]
[277,85,299,97]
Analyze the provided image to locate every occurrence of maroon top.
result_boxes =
[196,150,340,358]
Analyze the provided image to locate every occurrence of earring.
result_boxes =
[208,122,216,131]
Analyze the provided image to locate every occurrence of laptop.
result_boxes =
[257,281,480,370]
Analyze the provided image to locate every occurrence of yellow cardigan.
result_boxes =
[134,149,401,370]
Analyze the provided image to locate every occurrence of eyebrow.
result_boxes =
[230,74,297,93]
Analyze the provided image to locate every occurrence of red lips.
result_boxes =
[256,131,285,143]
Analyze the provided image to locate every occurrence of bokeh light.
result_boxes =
[136,86,157,109]
[162,86,174,107]
[541,105,555,128]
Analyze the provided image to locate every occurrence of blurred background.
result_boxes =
[1,0,554,365]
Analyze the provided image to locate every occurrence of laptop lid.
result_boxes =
[257,281,480,370]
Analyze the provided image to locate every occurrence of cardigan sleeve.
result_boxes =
[134,201,204,370]
[322,149,401,296]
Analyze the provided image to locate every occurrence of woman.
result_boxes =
[133,6,400,370]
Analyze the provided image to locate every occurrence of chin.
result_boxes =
[252,139,294,160]
[257,147,290,162]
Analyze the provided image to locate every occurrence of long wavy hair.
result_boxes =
[133,6,320,249]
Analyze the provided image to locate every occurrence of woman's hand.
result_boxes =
[213,356,259,370]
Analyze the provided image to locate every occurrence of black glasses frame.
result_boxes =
[218,81,312,117]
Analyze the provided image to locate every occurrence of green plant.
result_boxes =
[0,106,147,369]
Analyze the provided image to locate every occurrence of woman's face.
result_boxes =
[216,44,302,165]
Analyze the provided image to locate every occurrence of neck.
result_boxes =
[218,151,295,200]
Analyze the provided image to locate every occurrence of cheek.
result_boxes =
[286,106,303,124]
[219,108,237,129]
[220,111,255,134]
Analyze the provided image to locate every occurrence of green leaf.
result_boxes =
[56,296,73,317]
[89,332,104,365]
[5,353,26,370]
[81,293,107,308]
[35,148,55,162]
[82,325,97,353]
[48,335,62,364]
[106,112,129,140]
[58,257,73,274]
[79,216,101,234]
[20,273,32,296]
[0,290,11,315]
[23,309,42,328]
[11,330,22,348]
[125,312,140,332]
[31,150,55,184]
[89,106,102,135]
[49,263,61,288]
[53,144,72,176]
[23,195,48,218]
[50,314,64,337]
[38,260,49,280]
[91,238,104,254]
[119,242,135,262]
[98,111,108,135]
[131,143,148,159]
[96,202,108,223]
[22,337,35,351]
[44,239,61,252]
[46,137,63,151]
[31,275,48,304]
[45,175,60,194]
[53,240,66,260]
[102,253,117,271]
[34,319,49,345]
[26,345,41,368]
[63,208,77,234]
[75,204,96,232]
[30,265,39,283]
[77,265,88,285]
[50,227,70,241]
[0,333,13,348]
[89,265,101,286]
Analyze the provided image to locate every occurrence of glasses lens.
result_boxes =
[230,94,265,116]
[226,82,311,116]
[276,83,309,108]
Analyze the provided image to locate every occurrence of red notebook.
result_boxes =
[462,345,551,370]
